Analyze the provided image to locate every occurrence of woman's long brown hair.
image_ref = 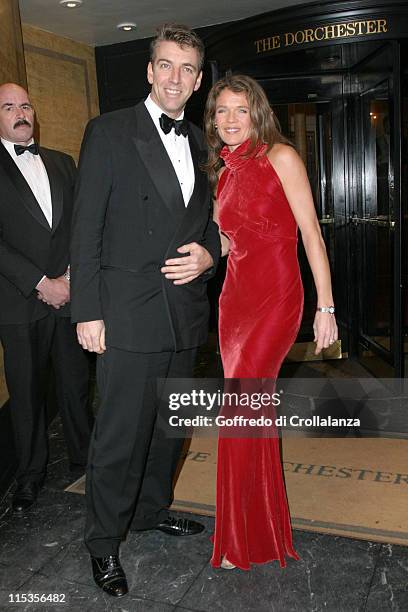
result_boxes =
[204,74,291,191]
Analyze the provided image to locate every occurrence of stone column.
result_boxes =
[0,0,26,403]
[0,0,27,86]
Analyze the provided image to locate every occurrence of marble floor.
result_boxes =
[0,416,407,612]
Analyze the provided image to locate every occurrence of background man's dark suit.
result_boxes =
[0,142,91,489]
[71,101,220,555]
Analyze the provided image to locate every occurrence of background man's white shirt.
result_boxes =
[1,137,53,227]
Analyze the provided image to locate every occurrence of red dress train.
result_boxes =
[211,140,303,570]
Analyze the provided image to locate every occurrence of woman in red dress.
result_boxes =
[204,75,338,570]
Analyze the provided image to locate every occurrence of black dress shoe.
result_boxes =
[91,555,128,598]
[12,482,39,513]
[155,516,205,536]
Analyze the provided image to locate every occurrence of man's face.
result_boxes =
[0,84,34,145]
[147,41,202,118]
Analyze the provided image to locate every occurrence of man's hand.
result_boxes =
[36,276,70,309]
[161,242,214,285]
[77,320,106,354]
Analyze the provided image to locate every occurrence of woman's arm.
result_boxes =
[268,144,338,354]
[213,197,230,257]
[213,167,230,257]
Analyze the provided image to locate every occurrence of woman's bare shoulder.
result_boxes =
[267,142,300,166]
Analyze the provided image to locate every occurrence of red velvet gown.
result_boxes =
[211,140,303,570]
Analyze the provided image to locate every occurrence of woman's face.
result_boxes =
[214,89,253,151]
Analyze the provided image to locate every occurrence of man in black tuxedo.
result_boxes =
[71,24,220,597]
[0,83,92,513]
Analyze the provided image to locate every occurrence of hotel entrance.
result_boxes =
[254,41,403,376]
[204,5,407,376]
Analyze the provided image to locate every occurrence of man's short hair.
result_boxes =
[150,23,205,71]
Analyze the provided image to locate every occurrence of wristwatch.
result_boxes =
[317,306,335,314]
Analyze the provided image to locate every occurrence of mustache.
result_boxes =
[13,119,31,128]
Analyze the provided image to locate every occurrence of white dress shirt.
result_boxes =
[1,137,53,227]
[144,95,195,206]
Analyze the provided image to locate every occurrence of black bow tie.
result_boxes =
[159,113,188,137]
[14,143,39,156]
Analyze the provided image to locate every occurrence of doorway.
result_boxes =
[251,40,403,375]
[348,43,402,376]
[274,101,339,362]
[258,71,347,364]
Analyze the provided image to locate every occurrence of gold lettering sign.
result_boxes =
[255,18,388,53]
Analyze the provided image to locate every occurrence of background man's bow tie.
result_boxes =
[159,113,188,137]
[14,143,39,156]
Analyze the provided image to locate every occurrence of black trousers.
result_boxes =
[0,312,92,486]
[84,346,197,557]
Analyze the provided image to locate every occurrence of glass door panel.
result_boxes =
[349,43,402,376]
[273,102,340,360]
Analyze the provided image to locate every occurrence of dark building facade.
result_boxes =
[95,0,408,378]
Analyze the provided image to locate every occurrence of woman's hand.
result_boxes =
[313,311,338,354]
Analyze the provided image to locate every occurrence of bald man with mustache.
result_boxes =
[0,83,92,513]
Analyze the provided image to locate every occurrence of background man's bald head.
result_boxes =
[0,83,30,99]
[0,83,34,145]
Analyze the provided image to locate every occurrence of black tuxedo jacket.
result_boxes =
[0,143,76,324]
[70,101,220,352]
